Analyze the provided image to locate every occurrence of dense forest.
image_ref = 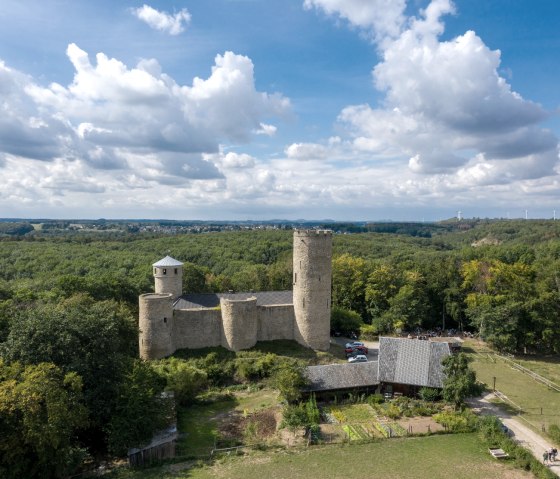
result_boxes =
[1,219,560,476]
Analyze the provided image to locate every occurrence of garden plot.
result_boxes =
[322,400,446,441]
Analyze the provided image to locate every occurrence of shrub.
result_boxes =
[385,403,402,420]
[419,387,441,402]
[271,362,306,403]
[280,403,308,432]
[153,357,207,406]
[359,324,379,341]
[192,352,235,386]
[433,410,477,432]
[367,393,384,405]
[235,352,277,382]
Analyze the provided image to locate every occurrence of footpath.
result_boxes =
[468,392,560,477]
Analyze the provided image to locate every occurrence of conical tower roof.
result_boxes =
[153,256,183,267]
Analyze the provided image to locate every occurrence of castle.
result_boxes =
[139,230,332,359]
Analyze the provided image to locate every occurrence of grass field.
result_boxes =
[464,341,560,433]
[104,433,532,479]
[176,398,237,456]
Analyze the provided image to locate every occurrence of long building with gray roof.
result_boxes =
[302,337,451,396]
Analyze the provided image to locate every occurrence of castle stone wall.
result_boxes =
[220,297,258,351]
[141,230,333,358]
[257,304,295,341]
[139,293,174,360]
[293,229,332,351]
[172,309,222,350]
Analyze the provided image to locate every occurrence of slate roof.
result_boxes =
[153,256,183,267]
[378,337,450,388]
[303,361,379,392]
[174,290,293,310]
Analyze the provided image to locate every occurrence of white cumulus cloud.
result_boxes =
[309,0,558,182]
[132,4,191,35]
[285,142,329,160]
[303,0,406,45]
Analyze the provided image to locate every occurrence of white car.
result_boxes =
[348,354,368,363]
[345,341,365,349]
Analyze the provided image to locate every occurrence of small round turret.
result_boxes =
[139,293,174,359]
[220,297,258,351]
[153,256,183,298]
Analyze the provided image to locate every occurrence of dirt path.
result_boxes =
[468,392,560,476]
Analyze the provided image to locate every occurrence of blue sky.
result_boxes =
[1,0,559,220]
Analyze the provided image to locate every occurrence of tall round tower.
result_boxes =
[292,229,332,350]
[139,293,174,359]
[153,256,183,298]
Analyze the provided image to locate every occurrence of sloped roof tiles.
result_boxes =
[303,361,379,392]
[378,337,450,388]
[174,290,293,309]
[153,256,184,267]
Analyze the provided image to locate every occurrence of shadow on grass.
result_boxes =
[487,398,524,416]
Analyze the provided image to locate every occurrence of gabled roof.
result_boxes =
[174,290,293,309]
[378,337,450,388]
[153,256,183,267]
[303,361,379,392]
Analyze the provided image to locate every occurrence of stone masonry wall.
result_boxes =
[139,293,174,360]
[257,304,295,341]
[172,309,222,350]
[154,265,183,298]
[292,229,332,351]
[220,297,258,351]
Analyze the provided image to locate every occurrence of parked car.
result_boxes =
[345,341,365,348]
[499,421,512,436]
[348,354,368,363]
[345,345,368,356]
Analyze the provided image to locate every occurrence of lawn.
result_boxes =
[103,434,532,479]
[465,344,560,432]
[176,388,282,457]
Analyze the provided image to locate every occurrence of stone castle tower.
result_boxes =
[139,256,183,359]
[293,229,332,350]
[139,230,332,359]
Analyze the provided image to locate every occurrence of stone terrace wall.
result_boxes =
[172,309,222,350]
[257,304,295,341]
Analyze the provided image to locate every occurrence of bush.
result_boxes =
[272,362,306,403]
[419,387,441,402]
[433,410,478,432]
[280,403,309,432]
[385,403,402,419]
[235,352,277,382]
[359,324,379,341]
[152,357,208,406]
[367,393,384,405]
[192,352,235,386]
